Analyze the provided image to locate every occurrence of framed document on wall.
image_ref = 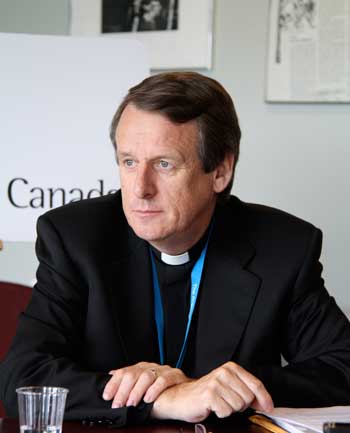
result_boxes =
[266,0,350,102]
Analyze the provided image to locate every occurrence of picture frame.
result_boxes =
[70,0,213,70]
[266,0,350,103]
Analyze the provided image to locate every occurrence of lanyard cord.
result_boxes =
[149,230,211,368]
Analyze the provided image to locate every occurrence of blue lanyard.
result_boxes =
[149,234,211,368]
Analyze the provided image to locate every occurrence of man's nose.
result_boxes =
[134,163,156,199]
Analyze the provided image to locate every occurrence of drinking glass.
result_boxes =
[16,387,69,433]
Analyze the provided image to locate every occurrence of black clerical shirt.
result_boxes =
[150,233,208,367]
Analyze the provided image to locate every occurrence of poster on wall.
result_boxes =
[266,0,350,102]
[70,0,213,70]
[0,33,149,242]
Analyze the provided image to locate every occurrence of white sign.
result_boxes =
[0,33,149,241]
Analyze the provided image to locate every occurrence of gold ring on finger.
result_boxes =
[149,368,158,379]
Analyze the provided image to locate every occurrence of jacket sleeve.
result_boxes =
[254,228,350,407]
[0,214,153,425]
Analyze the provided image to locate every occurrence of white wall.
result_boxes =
[205,1,350,309]
[1,0,349,308]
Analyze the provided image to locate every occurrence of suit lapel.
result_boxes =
[105,225,159,366]
[193,200,261,376]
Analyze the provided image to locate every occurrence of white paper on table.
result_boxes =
[258,406,350,433]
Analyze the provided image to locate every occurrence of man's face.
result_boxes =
[116,104,226,253]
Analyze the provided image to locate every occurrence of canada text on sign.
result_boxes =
[7,178,117,209]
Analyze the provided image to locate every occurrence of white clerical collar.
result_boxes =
[161,251,190,266]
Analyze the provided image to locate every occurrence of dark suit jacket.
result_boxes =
[1,192,350,425]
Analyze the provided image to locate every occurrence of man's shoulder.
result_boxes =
[39,191,123,227]
[227,195,319,243]
[36,191,128,253]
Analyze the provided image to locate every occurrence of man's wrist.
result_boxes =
[150,379,195,420]
[150,387,173,420]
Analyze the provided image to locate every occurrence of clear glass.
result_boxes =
[16,387,69,433]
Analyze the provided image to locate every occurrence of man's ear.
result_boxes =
[213,154,234,193]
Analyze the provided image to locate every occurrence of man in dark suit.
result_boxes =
[1,72,350,425]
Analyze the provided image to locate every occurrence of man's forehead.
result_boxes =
[116,104,199,147]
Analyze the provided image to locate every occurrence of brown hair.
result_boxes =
[110,72,241,201]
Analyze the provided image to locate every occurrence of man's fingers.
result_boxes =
[206,370,255,414]
[111,372,138,408]
[102,363,188,409]
[228,363,274,412]
[143,367,187,403]
[216,374,255,411]
[125,369,159,406]
[144,373,173,403]
[103,371,123,401]
[210,395,235,419]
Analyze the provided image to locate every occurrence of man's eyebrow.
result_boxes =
[117,151,134,158]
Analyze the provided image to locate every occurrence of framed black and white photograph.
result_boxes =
[70,0,213,70]
[102,0,179,33]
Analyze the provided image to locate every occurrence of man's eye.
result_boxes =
[159,160,172,169]
[124,159,135,167]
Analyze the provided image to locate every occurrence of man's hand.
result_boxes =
[151,361,274,422]
[102,361,189,408]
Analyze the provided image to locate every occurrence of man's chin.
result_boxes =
[131,226,168,243]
